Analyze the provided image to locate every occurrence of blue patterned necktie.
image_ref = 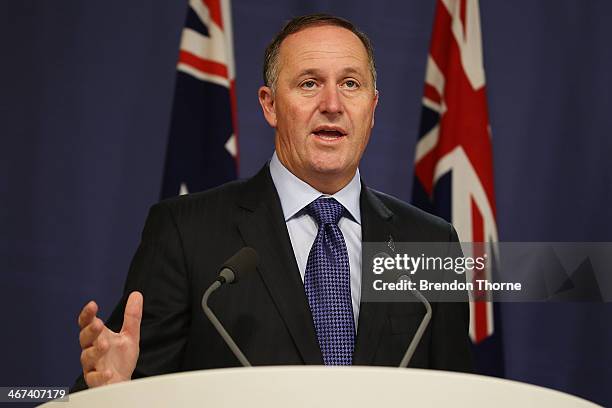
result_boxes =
[304,197,355,365]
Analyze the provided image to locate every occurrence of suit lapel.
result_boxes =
[236,166,323,364]
[353,185,395,365]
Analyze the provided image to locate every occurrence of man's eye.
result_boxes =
[343,80,359,89]
[301,80,317,89]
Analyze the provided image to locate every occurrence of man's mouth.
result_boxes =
[312,126,347,140]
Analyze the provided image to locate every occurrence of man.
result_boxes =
[74,14,471,391]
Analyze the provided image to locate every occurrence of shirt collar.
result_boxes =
[269,151,361,224]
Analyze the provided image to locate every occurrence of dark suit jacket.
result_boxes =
[73,165,471,391]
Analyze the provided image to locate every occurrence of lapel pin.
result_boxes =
[387,234,395,252]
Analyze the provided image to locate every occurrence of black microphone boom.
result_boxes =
[201,247,259,367]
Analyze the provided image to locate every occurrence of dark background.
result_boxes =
[1,0,611,406]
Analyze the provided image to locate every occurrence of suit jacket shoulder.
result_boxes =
[364,187,459,243]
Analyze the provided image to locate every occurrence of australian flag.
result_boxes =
[411,0,504,376]
[161,0,238,198]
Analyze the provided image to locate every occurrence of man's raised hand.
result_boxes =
[78,291,143,388]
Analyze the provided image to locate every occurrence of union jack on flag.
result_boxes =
[412,0,498,343]
[161,0,238,198]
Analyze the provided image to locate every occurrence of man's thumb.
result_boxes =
[121,291,143,341]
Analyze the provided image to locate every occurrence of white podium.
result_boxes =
[44,366,600,407]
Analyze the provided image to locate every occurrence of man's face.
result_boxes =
[259,25,378,193]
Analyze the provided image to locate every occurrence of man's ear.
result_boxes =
[258,86,277,128]
[371,89,379,128]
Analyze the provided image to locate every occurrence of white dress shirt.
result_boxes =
[269,152,362,327]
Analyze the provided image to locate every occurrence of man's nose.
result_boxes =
[318,85,343,115]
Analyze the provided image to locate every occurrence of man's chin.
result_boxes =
[309,163,357,182]
[309,163,347,177]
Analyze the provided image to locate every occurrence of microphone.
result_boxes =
[201,247,259,367]
[371,251,433,368]
[397,274,432,368]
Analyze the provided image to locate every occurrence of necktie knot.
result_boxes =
[307,197,345,226]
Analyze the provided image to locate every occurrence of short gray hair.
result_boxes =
[263,14,377,91]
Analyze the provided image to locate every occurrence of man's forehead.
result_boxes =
[278,25,369,68]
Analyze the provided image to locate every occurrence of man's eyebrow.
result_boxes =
[295,67,366,78]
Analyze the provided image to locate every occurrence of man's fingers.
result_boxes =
[121,291,143,341]
[78,301,98,329]
[84,370,112,388]
[80,339,109,372]
[79,318,104,348]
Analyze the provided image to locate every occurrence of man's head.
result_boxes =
[263,14,377,91]
[258,14,379,194]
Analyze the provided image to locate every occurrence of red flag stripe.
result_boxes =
[424,83,442,105]
[179,50,229,79]
[202,0,224,30]
[460,0,468,40]
[471,197,489,343]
